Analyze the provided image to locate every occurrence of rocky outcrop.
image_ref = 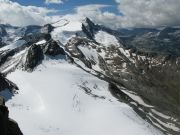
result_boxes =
[120,26,180,56]
[0,73,18,92]
[21,33,51,44]
[41,24,54,34]
[0,25,7,37]
[0,50,17,67]
[43,40,65,56]
[22,40,66,71]
[0,37,6,48]
[0,19,180,135]
[82,18,123,44]
[19,25,41,36]
[65,37,94,69]
[82,18,96,40]
[23,44,44,71]
[65,35,180,134]
[0,96,23,135]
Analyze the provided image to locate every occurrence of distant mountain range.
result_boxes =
[0,18,179,135]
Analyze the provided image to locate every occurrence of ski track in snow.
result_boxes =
[0,58,164,135]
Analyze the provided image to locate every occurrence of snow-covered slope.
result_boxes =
[0,39,26,51]
[51,20,82,44]
[2,59,163,135]
[1,18,180,135]
[95,31,120,47]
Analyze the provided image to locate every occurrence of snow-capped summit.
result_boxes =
[0,18,180,135]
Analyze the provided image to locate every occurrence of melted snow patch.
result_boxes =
[95,31,119,47]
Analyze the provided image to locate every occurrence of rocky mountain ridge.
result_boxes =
[67,18,180,135]
[0,18,179,135]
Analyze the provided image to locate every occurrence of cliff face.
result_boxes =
[0,96,23,135]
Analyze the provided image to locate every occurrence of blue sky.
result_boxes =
[1,0,179,28]
[11,0,120,15]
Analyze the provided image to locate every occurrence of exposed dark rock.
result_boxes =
[19,25,41,36]
[0,96,5,105]
[65,35,180,134]
[21,33,51,44]
[41,24,54,34]
[0,100,8,135]
[0,96,23,135]
[81,18,96,40]
[7,118,23,135]
[65,37,94,68]
[0,73,18,92]
[82,17,124,45]
[0,50,16,67]
[43,40,65,56]
[0,37,6,48]
[0,19,180,135]
[120,26,180,56]
[23,44,44,71]
[0,25,7,37]
[0,25,7,48]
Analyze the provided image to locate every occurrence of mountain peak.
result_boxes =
[82,17,96,27]
[81,17,97,40]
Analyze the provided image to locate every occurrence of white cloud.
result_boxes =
[115,0,180,27]
[59,4,124,29]
[70,1,180,28]
[60,1,180,29]
[0,1,118,28]
[0,0,56,26]
[45,0,64,4]
[0,0,179,29]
